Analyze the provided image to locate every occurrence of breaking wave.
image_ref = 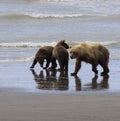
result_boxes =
[0,40,119,48]
[0,40,120,63]
[0,42,57,48]
[0,13,110,19]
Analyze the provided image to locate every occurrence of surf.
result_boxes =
[0,13,111,19]
[0,40,119,48]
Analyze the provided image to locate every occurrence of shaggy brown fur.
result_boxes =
[52,40,69,71]
[70,42,110,76]
[30,46,57,69]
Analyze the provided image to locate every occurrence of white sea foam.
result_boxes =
[25,13,85,19]
[0,13,110,19]
[0,41,119,48]
[0,42,57,48]
[0,0,120,63]
[25,13,109,19]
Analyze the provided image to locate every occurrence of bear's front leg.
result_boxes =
[30,58,37,68]
[71,60,81,76]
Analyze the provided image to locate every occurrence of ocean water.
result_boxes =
[0,0,120,62]
[0,0,120,92]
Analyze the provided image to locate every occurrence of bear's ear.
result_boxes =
[59,40,65,43]
[62,40,65,42]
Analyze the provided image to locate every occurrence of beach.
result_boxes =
[0,89,120,121]
[0,0,120,120]
[0,59,120,121]
[1,59,120,93]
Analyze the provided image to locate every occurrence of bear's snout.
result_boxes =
[70,52,76,59]
[70,55,74,59]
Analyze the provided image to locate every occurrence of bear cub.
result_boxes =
[52,40,69,71]
[30,46,57,69]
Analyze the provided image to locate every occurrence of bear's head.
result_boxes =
[70,51,78,59]
[57,40,69,49]
[70,46,80,59]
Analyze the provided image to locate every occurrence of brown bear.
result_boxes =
[70,42,110,76]
[30,46,57,69]
[52,40,69,71]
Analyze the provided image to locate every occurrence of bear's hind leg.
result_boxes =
[100,63,109,75]
[58,60,64,71]
[92,64,98,75]
[64,60,68,71]
[59,63,64,71]
[51,58,57,70]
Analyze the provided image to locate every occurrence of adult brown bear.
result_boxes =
[52,40,69,71]
[70,42,110,76]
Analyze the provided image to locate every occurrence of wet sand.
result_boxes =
[1,59,120,93]
[0,91,120,121]
[0,59,120,121]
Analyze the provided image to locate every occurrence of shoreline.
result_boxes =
[0,54,120,121]
[0,59,120,93]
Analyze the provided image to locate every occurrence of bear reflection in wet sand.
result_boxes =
[31,69,69,91]
[74,75,109,91]
[31,69,109,91]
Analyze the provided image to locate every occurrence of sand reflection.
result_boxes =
[74,75,109,91]
[31,69,69,91]
[31,69,109,92]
